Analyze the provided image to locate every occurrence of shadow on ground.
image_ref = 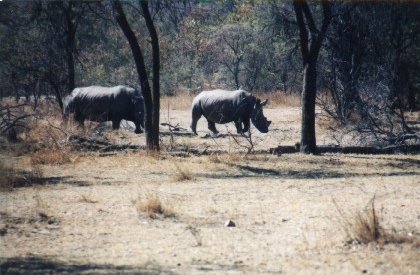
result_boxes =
[0,257,173,275]
[10,173,90,188]
[198,163,420,180]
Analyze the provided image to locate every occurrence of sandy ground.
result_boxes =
[1,106,419,274]
[116,106,335,151]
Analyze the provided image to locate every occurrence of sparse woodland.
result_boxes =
[0,1,419,274]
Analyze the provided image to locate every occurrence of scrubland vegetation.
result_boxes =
[1,0,419,274]
[1,97,419,274]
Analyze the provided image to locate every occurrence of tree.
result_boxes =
[43,0,85,110]
[141,0,161,151]
[212,24,251,89]
[0,1,85,110]
[293,1,331,154]
[112,0,160,151]
[323,3,366,124]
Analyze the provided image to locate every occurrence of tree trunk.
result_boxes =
[112,0,158,151]
[141,0,160,151]
[64,2,76,93]
[293,1,331,154]
[300,60,317,153]
[407,84,416,111]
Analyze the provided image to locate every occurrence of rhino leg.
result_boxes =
[191,119,198,135]
[242,119,250,133]
[234,120,243,134]
[112,119,121,130]
[191,105,202,135]
[134,120,143,134]
[74,111,84,127]
[207,120,219,135]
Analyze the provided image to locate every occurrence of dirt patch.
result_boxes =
[1,106,419,274]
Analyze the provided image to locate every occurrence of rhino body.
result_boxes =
[191,89,271,135]
[63,85,144,133]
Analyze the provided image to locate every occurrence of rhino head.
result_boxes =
[251,98,271,133]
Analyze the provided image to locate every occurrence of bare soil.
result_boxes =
[1,106,419,274]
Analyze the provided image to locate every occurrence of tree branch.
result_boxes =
[293,1,309,62]
[301,2,318,34]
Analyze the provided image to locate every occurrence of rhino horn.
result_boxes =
[261,99,268,106]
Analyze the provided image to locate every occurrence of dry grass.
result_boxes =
[207,152,243,164]
[33,192,51,219]
[186,225,203,246]
[256,91,301,108]
[135,196,175,219]
[172,162,194,181]
[333,197,420,247]
[161,93,195,110]
[3,98,97,157]
[161,91,300,111]
[30,148,73,165]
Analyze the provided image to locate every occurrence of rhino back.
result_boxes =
[196,90,254,123]
[73,86,140,121]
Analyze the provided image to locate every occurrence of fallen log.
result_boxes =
[160,131,196,137]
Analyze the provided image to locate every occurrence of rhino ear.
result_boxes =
[261,99,268,107]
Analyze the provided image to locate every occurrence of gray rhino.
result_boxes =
[191,89,271,135]
[63,85,144,133]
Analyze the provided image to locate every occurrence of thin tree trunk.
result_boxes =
[407,85,416,111]
[65,2,76,93]
[141,0,160,151]
[293,1,331,154]
[300,60,317,153]
[112,0,156,151]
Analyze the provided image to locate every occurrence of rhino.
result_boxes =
[63,85,144,133]
[191,89,271,135]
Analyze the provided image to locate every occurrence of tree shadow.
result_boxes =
[198,163,420,180]
[0,257,173,274]
[347,155,420,166]
[10,173,91,188]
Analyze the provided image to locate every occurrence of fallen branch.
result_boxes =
[160,123,187,131]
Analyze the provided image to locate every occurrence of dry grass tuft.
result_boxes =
[172,162,194,181]
[30,148,73,165]
[32,192,59,224]
[135,196,175,219]
[333,197,420,247]
[207,153,222,163]
[351,200,382,244]
[186,225,203,246]
[208,153,242,164]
